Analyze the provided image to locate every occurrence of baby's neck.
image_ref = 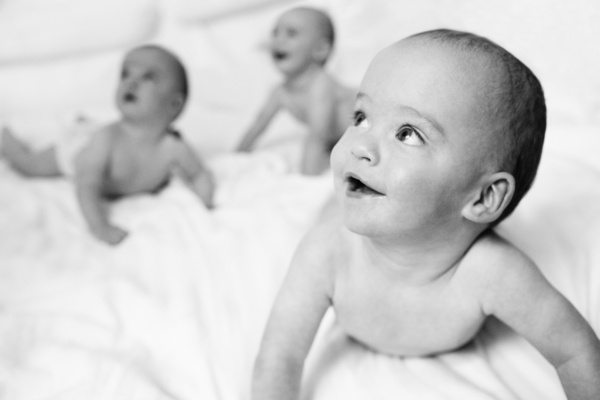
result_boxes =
[359,228,480,286]
[283,63,323,90]
[118,118,171,143]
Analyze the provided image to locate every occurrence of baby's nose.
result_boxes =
[127,78,139,90]
[350,137,378,165]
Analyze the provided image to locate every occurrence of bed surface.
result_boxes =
[1,1,599,399]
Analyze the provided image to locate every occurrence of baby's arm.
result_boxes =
[73,131,127,245]
[171,139,215,208]
[480,236,600,400]
[236,88,281,152]
[253,223,335,400]
[302,84,339,175]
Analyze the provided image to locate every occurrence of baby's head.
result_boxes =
[410,30,546,224]
[117,44,189,124]
[270,7,335,76]
[331,29,545,239]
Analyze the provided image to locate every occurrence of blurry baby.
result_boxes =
[252,30,600,400]
[1,44,215,246]
[236,6,355,176]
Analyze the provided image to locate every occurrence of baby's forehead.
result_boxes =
[125,48,174,69]
[388,37,496,79]
[124,48,183,81]
[368,38,501,107]
[281,8,329,33]
[123,47,187,93]
[362,37,503,143]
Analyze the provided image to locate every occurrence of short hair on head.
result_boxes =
[135,44,189,102]
[290,6,335,52]
[410,29,546,226]
[293,6,335,46]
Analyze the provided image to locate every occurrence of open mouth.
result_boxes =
[346,175,384,197]
[272,50,288,61]
[123,92,137,102]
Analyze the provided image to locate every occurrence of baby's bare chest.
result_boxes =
[332,264,486,356]
[104,142,172,196]
[279,90,311,123]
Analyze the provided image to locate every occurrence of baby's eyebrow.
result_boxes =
[356,92,446,137]
[403,106,446,138]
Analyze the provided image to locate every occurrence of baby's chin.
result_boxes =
[274,63,296,76]
[339,206,384,237]
[273,59,307,77]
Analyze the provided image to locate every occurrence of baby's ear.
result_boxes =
[170,93,185,114]
[462,172,515,224]
[313,39,331,64]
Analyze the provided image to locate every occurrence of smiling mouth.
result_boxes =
[272,50,288,61]
[346,175,384,197]
[123,92,136,102]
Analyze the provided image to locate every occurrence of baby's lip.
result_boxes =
[344,172,384,197]
[272,50,288,60]
[123,92,136,102]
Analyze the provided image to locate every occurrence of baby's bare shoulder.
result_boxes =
[461,230,542,304]
[308,72,340,97]
[468,230,533,269]
[160,131,185,151]
[80,123,118,156]
[296,219,347,266]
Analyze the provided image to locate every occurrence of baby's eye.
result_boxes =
[285,28,298,38]
[352,111,368,128]
[120,69,129,80]
[395,125,424,146]
[142,72,155,81]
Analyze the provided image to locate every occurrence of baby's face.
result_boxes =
[116,48,182,122]
[331,38,495,240]
[270,9,327,76]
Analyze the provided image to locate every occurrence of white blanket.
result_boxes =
[1,1,599,399]
[0,153,332,400]
[1,148,599,400]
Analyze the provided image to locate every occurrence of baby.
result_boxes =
[252,30,600,400]
[1,44,215,246]
[236,6,355,176]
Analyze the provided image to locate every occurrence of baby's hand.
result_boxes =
[91,224,128,246]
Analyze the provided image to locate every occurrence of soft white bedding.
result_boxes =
[1,0,599,399]
[0,153,332,400]
[1,145,598,400]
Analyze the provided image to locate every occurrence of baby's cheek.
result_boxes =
[330,138,347,169]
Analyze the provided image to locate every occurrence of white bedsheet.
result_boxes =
[1,0,599,399]
[0,153,332,400]
[1,148,599,400]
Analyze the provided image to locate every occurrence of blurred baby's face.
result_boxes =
[270,9,326,76]
[330,38,496,240]
[116,47,182,122]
